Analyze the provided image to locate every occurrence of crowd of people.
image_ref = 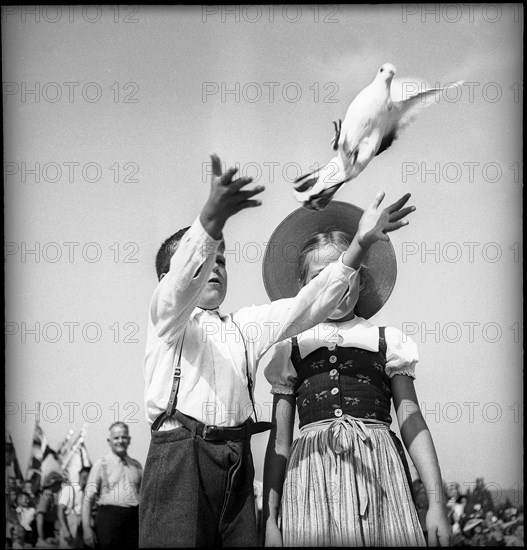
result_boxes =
[6,459,523,549]
[5,422,142,549]
[412,477,524,547]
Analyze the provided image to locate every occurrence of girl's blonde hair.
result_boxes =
[298,230,370,290]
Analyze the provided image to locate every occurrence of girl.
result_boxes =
[262,194,452,547]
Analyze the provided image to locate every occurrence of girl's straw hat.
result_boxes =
[262,201,397,319]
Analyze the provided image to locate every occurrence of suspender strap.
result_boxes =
[160,320,258,430]
[232,320,259,421]
[166,363,181,418]
[165,327,186,419]
[101,457,110,493]
[151,412,167,432]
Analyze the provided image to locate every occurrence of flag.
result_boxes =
[63,441,92,485]
[5,429,24,488]
[58,428,75,460]
[61,425,91,485]
[26,420,59,492]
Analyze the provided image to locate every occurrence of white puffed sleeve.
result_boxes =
[384,327,419,379]
[264,339,297,395]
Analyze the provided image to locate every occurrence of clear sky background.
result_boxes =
[4,5,523,506]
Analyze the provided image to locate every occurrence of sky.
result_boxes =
[3,4,523,508]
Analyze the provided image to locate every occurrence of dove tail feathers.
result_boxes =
[293,172,319,193]
[292,158,351,210]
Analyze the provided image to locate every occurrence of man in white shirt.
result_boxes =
[83,423,142,548]
[139,154,376,547]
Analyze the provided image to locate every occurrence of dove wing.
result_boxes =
[395,81,463,130]
[376,81,463,156]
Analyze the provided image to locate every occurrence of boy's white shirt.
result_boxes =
[143,216,358,428]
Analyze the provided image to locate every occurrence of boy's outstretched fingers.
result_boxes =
[221,166,239,185]
[209,153,239,185]
[235,185,265,211]
[238,199,262,210]
[231,176,255,190]
[210,153,222,177]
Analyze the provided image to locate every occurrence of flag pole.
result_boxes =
[61,424,88,473]
[58,428,75,458]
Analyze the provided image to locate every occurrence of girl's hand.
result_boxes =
[264,521,283,547]
[426,506,453,547]
[357,191,415,248]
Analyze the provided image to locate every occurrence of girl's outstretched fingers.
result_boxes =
[390,206,415,223]
[388,192,412,213]
[369,190,386,209]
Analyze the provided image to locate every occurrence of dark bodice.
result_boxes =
[291,327,393,428]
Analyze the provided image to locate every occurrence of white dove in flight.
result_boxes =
[294,63,464,210]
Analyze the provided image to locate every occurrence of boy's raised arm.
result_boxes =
[150,154,264,343]
[150,218,222,343]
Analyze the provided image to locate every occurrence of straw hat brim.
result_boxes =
[262,201,397,319]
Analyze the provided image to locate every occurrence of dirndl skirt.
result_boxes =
[280,415,426,547]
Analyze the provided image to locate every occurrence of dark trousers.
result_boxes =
[139,425,258,548]
[95,505,139,548]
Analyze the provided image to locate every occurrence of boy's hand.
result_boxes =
[357,191,415,249]
[200,153,265,239]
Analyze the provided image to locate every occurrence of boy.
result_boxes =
[139,154,411,547]
[15,491,37,547]
[58,466,91,548]
[36,472,64,547]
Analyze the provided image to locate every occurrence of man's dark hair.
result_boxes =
[155,227,190,280]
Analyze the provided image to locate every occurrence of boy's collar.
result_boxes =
[196,306,223,318]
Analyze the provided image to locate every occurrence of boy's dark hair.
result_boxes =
[155,227,190,280]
